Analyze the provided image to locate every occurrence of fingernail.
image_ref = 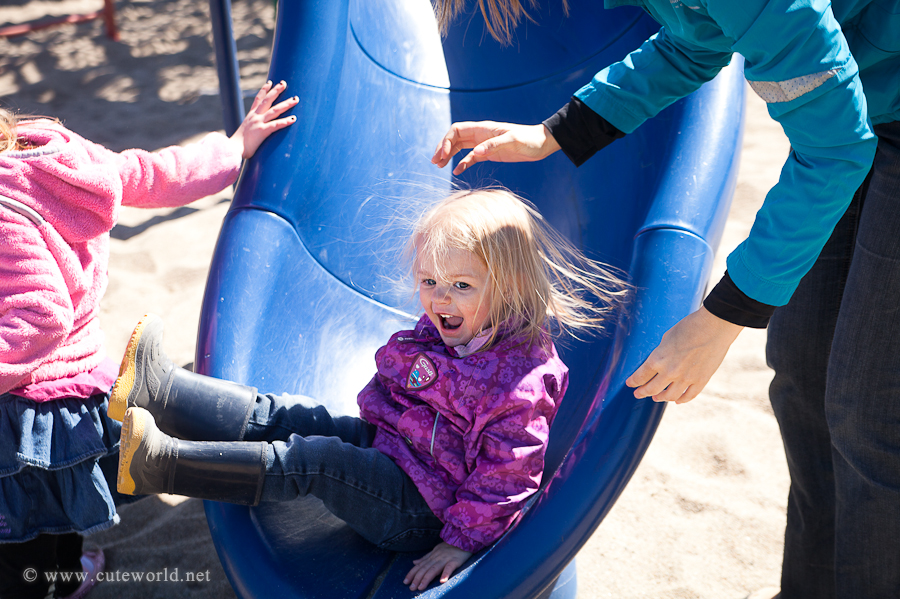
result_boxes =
[292,96,299,101]
[290,116,296,121]
[280,80,286,85]
[266,80,272,86]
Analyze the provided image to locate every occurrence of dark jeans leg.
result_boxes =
[243,393,443,551]
[768,193,858,599]
[826,121,900,599]
[262,435,443,552]
[243,393,376,446]
[768,121,900,599]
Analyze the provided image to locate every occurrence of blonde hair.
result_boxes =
[432,0,566,44]
[0,108,20,153]
[0,108,49,153]
[406,188,630,350]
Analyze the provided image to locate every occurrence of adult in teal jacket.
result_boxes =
[431,1,900,597]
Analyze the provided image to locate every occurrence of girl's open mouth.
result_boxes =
[439,314,463,330]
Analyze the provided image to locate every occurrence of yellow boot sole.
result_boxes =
[108,314,158,422]
[117,407,148,496]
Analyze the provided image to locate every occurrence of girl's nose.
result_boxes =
[434,286,451,304]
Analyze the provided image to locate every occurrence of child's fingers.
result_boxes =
[264,96,299,121]
[404,563,426,589]
[263,80,288,105]
[439,563,457,584]
[254,115,297,136]
[273,115,297,129]
[405,557,448,590]
[251,80,288,114]
[412,564,440,590]
[248,80,275,113]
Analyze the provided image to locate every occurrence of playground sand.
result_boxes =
[0,1,789,597]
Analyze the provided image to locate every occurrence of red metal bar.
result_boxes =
[0,0,118,40]
[102,0,119,41]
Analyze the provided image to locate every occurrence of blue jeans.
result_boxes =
[767,121,900,599]
[241,393,443,552]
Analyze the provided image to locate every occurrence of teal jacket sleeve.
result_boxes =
[711,0,876,305]
[573,0,878,307]
[574,28,732,134]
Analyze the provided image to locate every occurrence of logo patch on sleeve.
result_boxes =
[407,353,438,390]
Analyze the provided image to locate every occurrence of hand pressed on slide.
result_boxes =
[431,121,561,175]
[403,542,473,591]
[230,80,299,159]
[626,306,743,404]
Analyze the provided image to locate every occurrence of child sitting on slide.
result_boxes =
[110,188,629,591]
[0,81,297,599]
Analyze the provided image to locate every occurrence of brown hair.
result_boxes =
[406,188,630,350]
[432,0,566,44]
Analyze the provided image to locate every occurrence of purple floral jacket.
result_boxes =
[357,315,568,553]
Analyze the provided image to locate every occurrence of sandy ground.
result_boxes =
[0,2,790,597]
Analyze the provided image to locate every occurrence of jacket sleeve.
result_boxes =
[106,132,243,209]
[573,27,733,134]
[706,0,876,306]
[573,0,877,308]
[0,215,73,394]
[703,270,776,328]
[543,97,626,167]
[440,371,560,553]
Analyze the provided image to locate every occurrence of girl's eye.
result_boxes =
[421,278,436,287]
[454,282,470,290]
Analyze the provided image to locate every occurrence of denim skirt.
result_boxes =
[0,392,130,543]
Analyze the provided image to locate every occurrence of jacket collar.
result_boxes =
[414,315,496,358]
[450,328,494,358]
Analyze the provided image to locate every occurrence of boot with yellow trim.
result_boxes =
[108,314,256,442]
[117,407,266,505]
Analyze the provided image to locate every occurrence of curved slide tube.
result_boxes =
[198,0,746,597]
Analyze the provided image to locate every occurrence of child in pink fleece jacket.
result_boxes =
[0,81,297,599]
[110,189,630,591]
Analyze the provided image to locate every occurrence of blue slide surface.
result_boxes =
[198,0,746,597]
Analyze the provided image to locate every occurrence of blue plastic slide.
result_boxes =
[197,0,745,597]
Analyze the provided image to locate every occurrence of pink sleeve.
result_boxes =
[0,215,73,394]
[111,132,243,209]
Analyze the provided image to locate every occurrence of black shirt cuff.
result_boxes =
[703,271,776,329]
[543,97,625,167]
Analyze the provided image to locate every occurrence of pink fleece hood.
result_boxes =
[0,122,122,243]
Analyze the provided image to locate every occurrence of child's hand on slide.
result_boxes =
[403,541,473,591]
[230,80,299,159]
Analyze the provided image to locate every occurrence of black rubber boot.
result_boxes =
[118,407,267,505]
[109,314,256,441]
